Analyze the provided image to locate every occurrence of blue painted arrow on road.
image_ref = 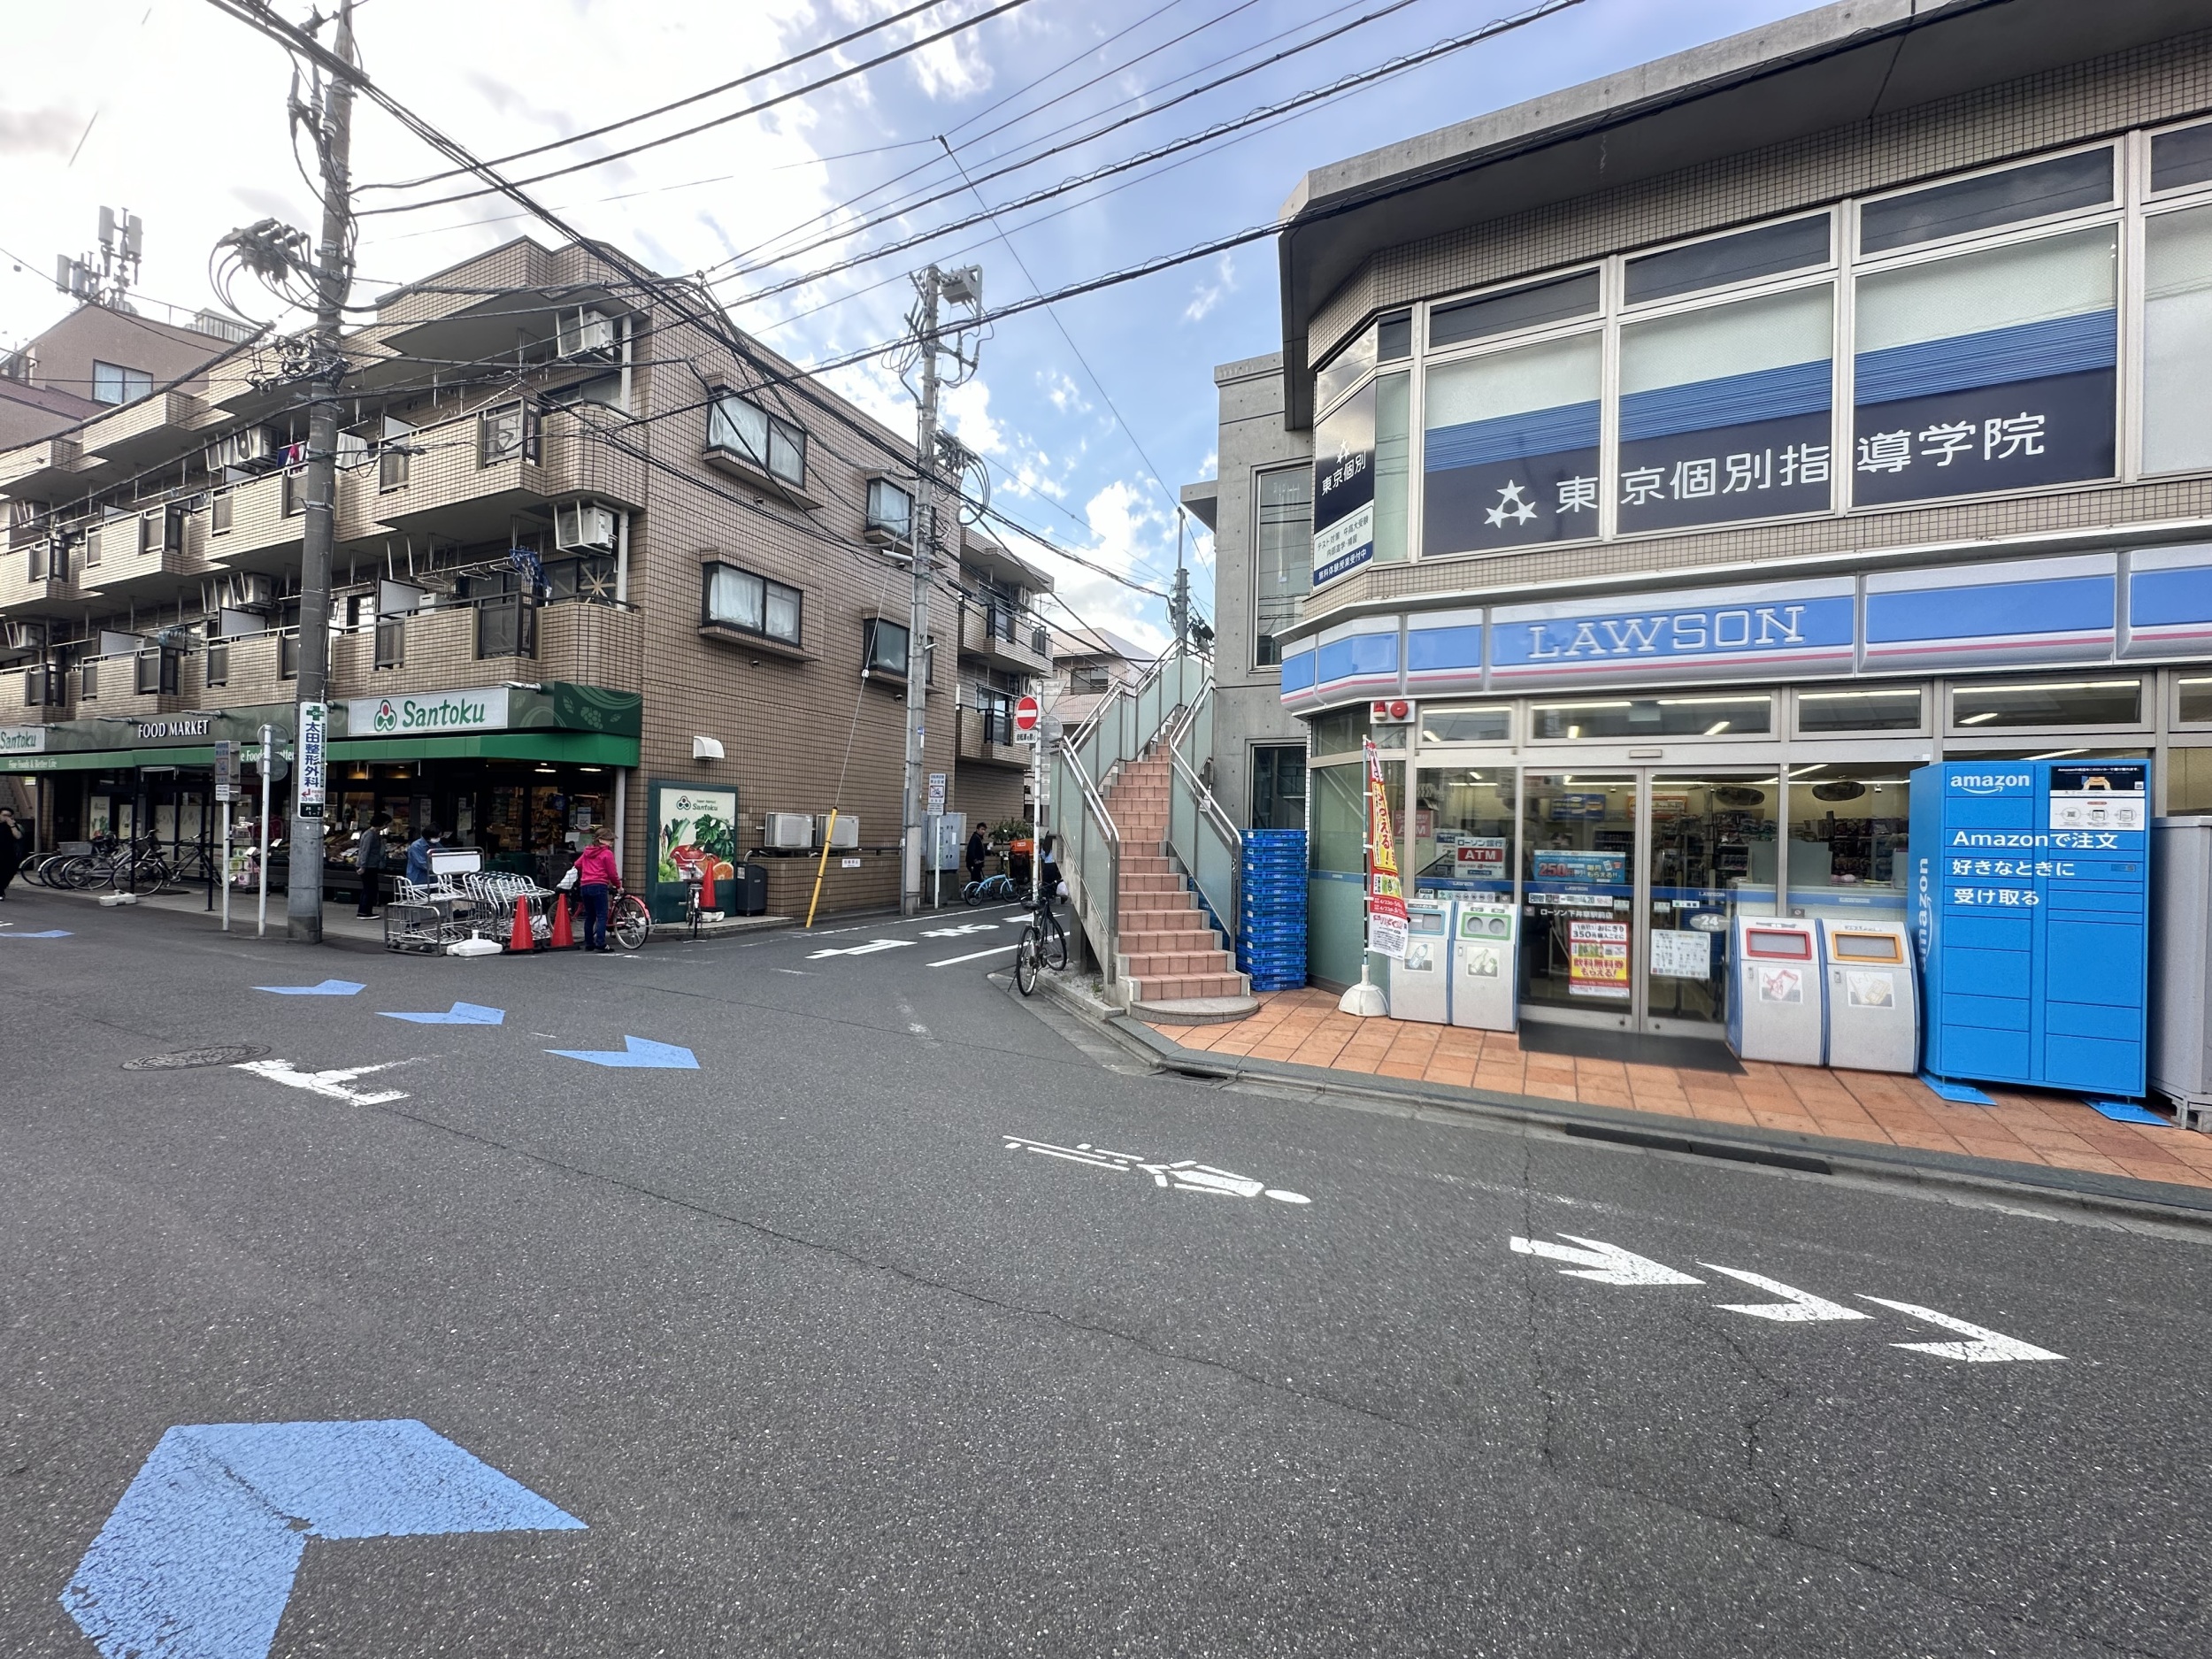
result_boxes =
[61,1417,585,1659]
[0,928,72,938]
[546,1035,699,1069]
[254,979,365,996]
[380,1001,505,1025]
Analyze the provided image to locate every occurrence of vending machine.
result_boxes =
[1909,758,2150,1095]
[1450,899,1518,1031]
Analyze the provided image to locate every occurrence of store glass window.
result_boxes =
[1783,762,1915,906]
[2153,120,2212,194]
[1250,744,1308,831]
[1309,704,1372,757]
[1430,271,1599,349]
[1412,764,1515,896]
[2168,746,2212,810]
[1951,678,2141,729]
[1858,149,2113,254]
[2142,204,2212,474]
[1314,326,1377,414]
[1424,332,1600,557]
[1617,284,1833,532]
[1853,227,2117,506]
[1255,466,1312,665]
[1530,693,1772,740]
[1372,370,1410,566]
[1418,703,1512,744]
[2177,676,2212,724]
[1795,686,1924,733]
[1624,215,1830,304]
[1309,762,1368,875]
[1377,310,1411,361]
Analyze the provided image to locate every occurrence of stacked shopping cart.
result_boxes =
[1237,830,1308,992]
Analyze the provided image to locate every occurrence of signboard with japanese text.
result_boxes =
[1313,380,1377,587]
[1532,848,1627,887]
[1454,837,1508,880]
[1649,927,1713,980]
[1423,335,1600,557]
[1568,919,1631,999]
[1363,739,1409,958]
[295,702,326,818]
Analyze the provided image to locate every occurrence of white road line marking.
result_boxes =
[928,943,1020,966]
[921,922,1000,939]
[234,1057,417,1107]
[1701,1264,1870,1323]
[1509,1234,1702,1286]
[806,939,914,959]
[1001,1136,1310,1204]
[773,968,812,975]
[1857,1296,2064,1362]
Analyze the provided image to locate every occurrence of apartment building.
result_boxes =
[1194,0,2212,1030]
[0,237,1051,920]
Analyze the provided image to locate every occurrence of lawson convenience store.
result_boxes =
[0,681,640,877]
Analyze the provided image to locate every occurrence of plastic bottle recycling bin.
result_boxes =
[1393,898,1454,1024]
[1819,920,1917,1073]
[1451,898,1518,1031]
[1726,916,1824,1065]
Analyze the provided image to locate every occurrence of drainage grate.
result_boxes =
[123,1044,272,1071]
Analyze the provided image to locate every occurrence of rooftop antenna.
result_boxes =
[56,207,144,309]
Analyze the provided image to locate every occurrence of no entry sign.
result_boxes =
[1013,695,1041,733]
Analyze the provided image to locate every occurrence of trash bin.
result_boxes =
[731,862,769,916]
[1726,916,1824,1065]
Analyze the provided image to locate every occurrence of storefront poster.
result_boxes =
[647,780,739,922]
[1313,381,1377,587]
[1756,964,1806,1003]
[1649,927,1713,980]
[1532,848,1626,886]
[1567,918,1631,999]
[1548,793,1609,821]
[1455,836,1508,879]
[1363,739,1408,959]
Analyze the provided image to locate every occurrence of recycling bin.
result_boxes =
[1450,898,1518,1031]
[1392,898,1455,1024]
[1726,916,1824,1065]
[1818,920,1917,1073]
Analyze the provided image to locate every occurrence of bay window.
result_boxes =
[703,563,802,647]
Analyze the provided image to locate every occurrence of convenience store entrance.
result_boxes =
[1518,769,1780,1040]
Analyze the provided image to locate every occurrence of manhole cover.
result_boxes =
[123,1044,272,1071]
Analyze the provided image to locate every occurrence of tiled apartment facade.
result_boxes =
[0,238,1049,918]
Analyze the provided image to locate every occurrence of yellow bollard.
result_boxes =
[804,809,838,929]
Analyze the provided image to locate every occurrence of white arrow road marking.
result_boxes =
[921,922,999,938]
[1701,1264,1871,1323]
[805,938,915,959]
[1509,1233,1701,1286]
[1857,1296,2064,1363]
[234,1057,418,1107]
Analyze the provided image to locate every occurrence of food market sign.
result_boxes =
[345,687,511,736]
[0,726,46,756]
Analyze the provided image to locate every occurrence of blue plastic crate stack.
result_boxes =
[1239,830,1308,992]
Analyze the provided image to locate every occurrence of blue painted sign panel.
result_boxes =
[1864,555,2116,669]
[1909,758,2149,1095]
[1312,380,1377,588]
[1490,579,1855,687]
[1423,401,1600,557]
[1616,365,1832,534]
[1312,624,1400,695]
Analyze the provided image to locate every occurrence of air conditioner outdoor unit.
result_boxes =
[763,811,814,851]
[216,572,277,612]
[557,307,617,360]
[204,426,280,473]
[554,500,618,552]
[815,813,859,849]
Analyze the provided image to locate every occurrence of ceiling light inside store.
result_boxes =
[1958,711,2001,725]
[1705,720,1731,735]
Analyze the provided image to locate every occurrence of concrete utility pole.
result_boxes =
[288,0,354,944]
[1169,511,1190,659]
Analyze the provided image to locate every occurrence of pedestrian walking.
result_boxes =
[965,819,988,887]
[354,811,390,917]
[405,825,439,887]
[571,827,620,952]
[0,806,25,902]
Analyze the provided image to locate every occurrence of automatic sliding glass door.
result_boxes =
[1519,772,1637,1028]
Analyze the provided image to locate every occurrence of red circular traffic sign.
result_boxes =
[1013,695,1041,732]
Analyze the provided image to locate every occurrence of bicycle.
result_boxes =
[963,870,1017,906]
[610,889,653,950]
[1012,883,1069,997]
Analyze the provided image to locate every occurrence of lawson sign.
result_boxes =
[1489,578,1855,685]
[343,687,511,737]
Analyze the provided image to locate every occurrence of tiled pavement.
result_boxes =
[1152,987,2212,1194]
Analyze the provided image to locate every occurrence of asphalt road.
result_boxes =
[2,895,2208,1658]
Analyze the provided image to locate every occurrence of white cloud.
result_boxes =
[1181,252,1236,324]
[939,376,1003,455]
[1040,369,1087,415]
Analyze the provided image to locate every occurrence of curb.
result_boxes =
[1086,1010,2212,1234]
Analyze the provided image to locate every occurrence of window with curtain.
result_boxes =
[1423,332,1600,555]
[2143,205,2212,475]
[1852,226,2116,505]
[708,391,807,488]
[1254,466,1311,667]
[703,563,802,645]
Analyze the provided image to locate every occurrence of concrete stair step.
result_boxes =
[1129,972,1249,1001]
[1122,927,1218,953]
[1120,950,1233,977]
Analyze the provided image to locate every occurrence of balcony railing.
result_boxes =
[960,604,1051,672]
[326,593,642,701]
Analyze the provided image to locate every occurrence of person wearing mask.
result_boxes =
[405,826,438,887]
[570,826,621,952]
[965,820,988,887]
[0,806,25,902]
[354,811,391,917]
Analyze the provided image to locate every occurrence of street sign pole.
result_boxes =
[257,723,273,940]
[213,739,236,933]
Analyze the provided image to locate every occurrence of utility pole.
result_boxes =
[1169,511,1190,660]
[901,264,984,917]
[288,0,354,944]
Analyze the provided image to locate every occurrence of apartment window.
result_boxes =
[79,661,98,700]
[1069,664,1111,694]
[1852,227,2116,507]
[1429,271,1599,349]
[1250,745,1308,831]
[1796,687,1924,733]
[90,361,151,405]
[864,617,910,678]
[281,470,306,517]
[134,651,178,696]
[866,477,913,541]
[211,491,233,533]
[707,390,807,488]
[1858,149,2114,254]
[1531,694,1773,740]
[1951,678,2140,729]
[379,445,411,491]
[476,592,538,660]
[2151,119,2212,195]
[2143,204,2212,475]
[478,401,541,466]
[139,507,180,557]
[1254,465,1312,666]
[703,563,803,646]
[204,643,229,687]
[27,541,48,582]
[1618,284,1833,533]
[1424,331,1601,556]
[1624,215,1831,305]
[279,634,299,680]
[975,686,1014,745]
[374,616,405,670]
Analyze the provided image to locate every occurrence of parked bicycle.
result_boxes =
[58,833,179,895]
[610,888,653,949]
[963,870,1018,906]
[1012,881,1069,997]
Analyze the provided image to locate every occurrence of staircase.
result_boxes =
[1103,750,1256,1018]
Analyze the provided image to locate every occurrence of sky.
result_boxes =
[0,0,1816,650]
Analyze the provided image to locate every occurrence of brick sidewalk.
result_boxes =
[1154,987,2212,1194]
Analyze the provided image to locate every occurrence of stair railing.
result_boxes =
[1161,680,1241,948]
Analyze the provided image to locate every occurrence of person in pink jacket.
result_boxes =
[571,828,622,952]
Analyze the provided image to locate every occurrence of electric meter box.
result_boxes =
[1726,917,1824,1066]
[1909,759,2150,1095]
[1391,899,1455,1025]
[1818,920,1917,1074]
[924,812,964,872]
[1450,898,1518,1031]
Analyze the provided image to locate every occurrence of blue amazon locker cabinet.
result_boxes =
[1909,759,2150,1095]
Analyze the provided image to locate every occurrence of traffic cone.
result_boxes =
[507,895,535,954]
[549,892,575,949]
[699,862,718,911]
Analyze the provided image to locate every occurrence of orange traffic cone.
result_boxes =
[699,862,718,912]
[507,895,536,954]
[549,892,575,949]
